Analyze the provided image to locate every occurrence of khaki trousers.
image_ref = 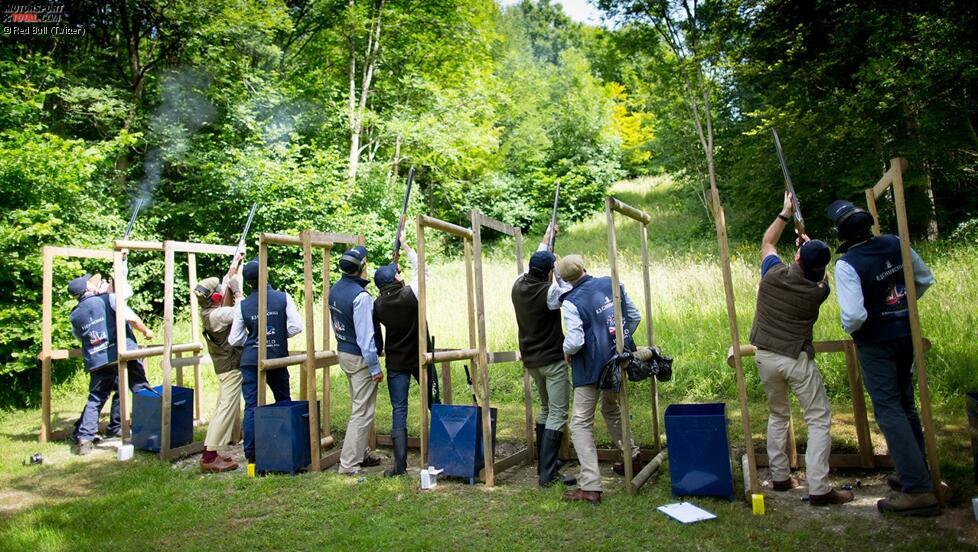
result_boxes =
[527,360,571,431]
[204,369,242,450]
[338,352,379,473]
[570,385,639,492]
[756,349,833,495]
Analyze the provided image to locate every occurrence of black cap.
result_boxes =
[528,250,556,277]
[68,274,91,298]
[242,259,259,283]
[798,240,831,282]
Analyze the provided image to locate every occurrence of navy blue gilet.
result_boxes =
[562,275,632,387]
[841,234,911,343]
[239,285,289,367]
[69,294,137,372]
[329,275,370,356]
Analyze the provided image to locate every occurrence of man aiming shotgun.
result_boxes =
[374,169,442,477]
[511,192,576,488]
[220,203,257,307]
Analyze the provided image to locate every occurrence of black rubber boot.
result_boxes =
[384,428,408,477]
[540,428,576,487]
[535,423,545,478]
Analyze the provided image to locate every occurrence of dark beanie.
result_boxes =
[242,259,259,283]
[528,250,556,277]
[374,264,398,287]
[798,240,831,282]
[339,246,368,275]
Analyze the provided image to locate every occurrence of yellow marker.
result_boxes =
[247,463,256,478]
[752,493,765,515]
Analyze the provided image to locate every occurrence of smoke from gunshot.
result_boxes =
[259,99,314,151]
[137,68,217,206]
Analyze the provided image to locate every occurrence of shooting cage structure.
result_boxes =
[721,157,942,502]
[255,230,365,472]
[413,209,535,487]
[39,238,239,462]
[604,196,668,495]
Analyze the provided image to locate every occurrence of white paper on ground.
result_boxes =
[657,502,717,524]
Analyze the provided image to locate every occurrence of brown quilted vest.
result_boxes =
[749,261,828,359]
[200,305,242,374]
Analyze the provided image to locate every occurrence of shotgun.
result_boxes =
[547,183,560,252]
[391,167,415,265]
[463,364,478,405]
[220,203,257,306]
[427,334,441,407]
[771,128,805,236]
[123,198,143,240]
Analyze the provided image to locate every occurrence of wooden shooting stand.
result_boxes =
[470,209,535,485]
[414,212,534,487]
[722,157,941,502]
[604,196,667,494]
[39,245,114,443]
[256,230,365,472]
[115,239,236,460]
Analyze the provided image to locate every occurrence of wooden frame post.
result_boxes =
[604,197,667,494]
[256,230,362,471]
[709,187,760,498]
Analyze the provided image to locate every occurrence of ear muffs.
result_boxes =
[831,206,871,238]
[340,253,367,273]
[194,284,222,304]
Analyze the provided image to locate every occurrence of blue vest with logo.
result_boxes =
[329,275,370,356]
[562,276,632,387]
[841,234,911,343]
[69,294,137,372]
[240,286,289,367]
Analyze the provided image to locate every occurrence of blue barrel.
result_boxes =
[131,385,194,452]
[255,400,313,475]
[428,404,497,479]
[664,402,735,499]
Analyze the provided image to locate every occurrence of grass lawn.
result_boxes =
[3,176,978,550]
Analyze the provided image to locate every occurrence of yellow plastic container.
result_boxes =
[247,463,256,478]
[752,493,765,515]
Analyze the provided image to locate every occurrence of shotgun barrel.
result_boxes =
[123,198,143,240]
[771,128,805,235]
[548,183,560,251]
[220,203,257,305]
[391,167,415,265]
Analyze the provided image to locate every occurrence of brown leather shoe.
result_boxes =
[201,455,238,473]
[809,488,854,506]
[772,477,800,491]
[612,453,644,476]
[562,488,602,504]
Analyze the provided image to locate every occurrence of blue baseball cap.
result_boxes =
[68,274,91,298]
[529,250,556,276]
[339,246,368,275]
[799,240,831,282]
[242,259,259,283]
[374,264,398,287]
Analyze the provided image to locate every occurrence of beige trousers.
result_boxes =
[755,349,833,495]
[570,385,639,492]
[338,352,379,473]
[204,369,242,450]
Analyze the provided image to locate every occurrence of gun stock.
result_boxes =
[391,167,415,265]
[548,183,560,252]
[220,202,257,306]
[771,128,805,236]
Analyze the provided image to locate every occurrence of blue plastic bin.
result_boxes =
[255,400,313,475]
[428,404,497,480]
[664,403,735,499]
[131,385,194,452]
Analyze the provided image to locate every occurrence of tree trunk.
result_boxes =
[346,0,385,185]
[923,171,939,241]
